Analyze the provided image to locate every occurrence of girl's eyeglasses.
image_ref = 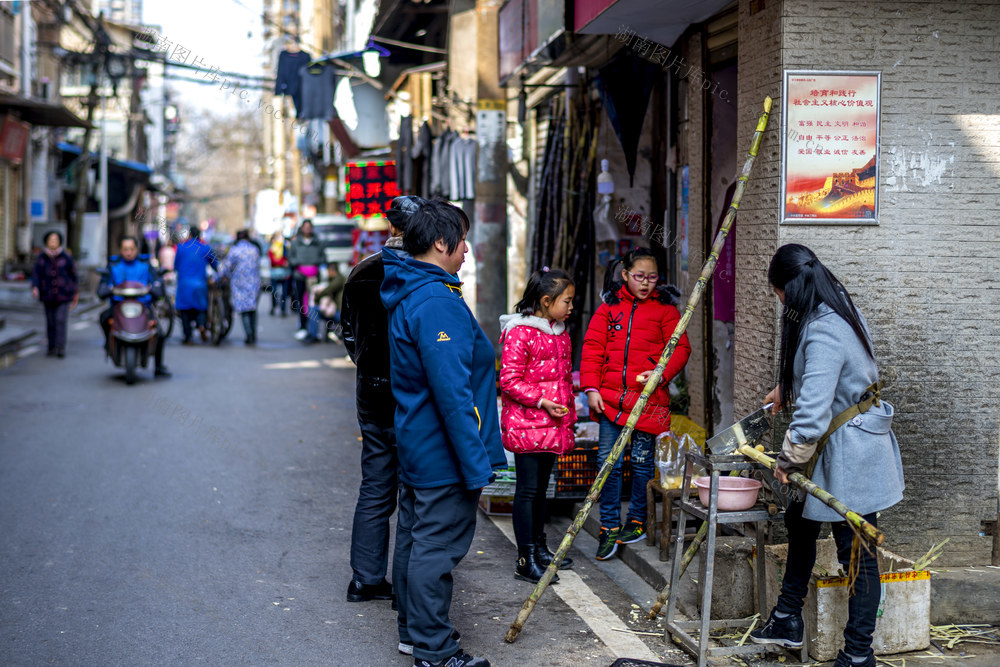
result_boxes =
[626,271,659,284]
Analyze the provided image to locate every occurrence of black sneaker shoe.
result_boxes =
[154,366,172,378]
[833,650,876,667]
[595,526,621,561]
[414,650,489,667]
[346,578,393,602]
[616,519,646,544]
[749,610,804,648]
[398,630,461,656]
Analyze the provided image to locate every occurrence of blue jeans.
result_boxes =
[596,416,655,528]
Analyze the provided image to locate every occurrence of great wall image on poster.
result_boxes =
[780,71,881,224]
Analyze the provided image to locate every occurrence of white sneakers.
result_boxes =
[294,329,309,340]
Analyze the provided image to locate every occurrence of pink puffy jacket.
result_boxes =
[499,314,576,455]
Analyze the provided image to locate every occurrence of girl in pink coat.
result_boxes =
[500,268,577,583]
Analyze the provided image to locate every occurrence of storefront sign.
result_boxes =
[344,160,399,219]
[780,71,881,224]
[0,115,30,164]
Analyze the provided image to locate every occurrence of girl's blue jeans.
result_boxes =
[596,415,655,529]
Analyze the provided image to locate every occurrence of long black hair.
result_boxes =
[769,243,873,411]
[514,268,574,316]
[601,247,680,306]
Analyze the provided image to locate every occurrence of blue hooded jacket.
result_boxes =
[380,247,506,489]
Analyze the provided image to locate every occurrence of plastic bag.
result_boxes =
[655,430,704,489]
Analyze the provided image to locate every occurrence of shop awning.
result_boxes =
[0,94,92,129]
[574,0,734,46]
[56,142,153,174]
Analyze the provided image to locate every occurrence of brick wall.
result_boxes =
[736,0,1000,565]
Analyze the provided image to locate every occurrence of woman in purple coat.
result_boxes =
[31,231,78,357]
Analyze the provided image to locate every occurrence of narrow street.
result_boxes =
[0,311,687,666]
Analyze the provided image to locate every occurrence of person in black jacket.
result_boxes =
[342,195,425,606]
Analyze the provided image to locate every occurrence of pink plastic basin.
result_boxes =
[694,476,762,511]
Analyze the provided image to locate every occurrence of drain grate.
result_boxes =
[609,660,685,667]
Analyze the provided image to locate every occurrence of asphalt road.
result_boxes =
[0,306,683,666]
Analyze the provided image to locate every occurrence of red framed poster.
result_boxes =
[780,71,881,224]
[0,115,30,165]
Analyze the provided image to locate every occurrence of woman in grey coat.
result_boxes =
[750,244,905,667]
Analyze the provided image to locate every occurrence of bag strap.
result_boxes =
[805,381,882,478]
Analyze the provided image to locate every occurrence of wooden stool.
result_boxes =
[646,478,698,561]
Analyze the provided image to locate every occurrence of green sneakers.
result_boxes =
[595,526,621,560]
[617,519,646,545]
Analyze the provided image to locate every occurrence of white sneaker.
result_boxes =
[294,329,308,340]
[327,331,341,344]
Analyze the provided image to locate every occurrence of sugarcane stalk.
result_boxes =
[505,96,773,644]
[735,444,884,546]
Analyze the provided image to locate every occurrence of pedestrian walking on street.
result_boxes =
[288,220,325,340]
[267,232,290,317]
[341,195,423,609]
[381,199,505,667]
[31,231,79,357]
[750,244,905,667]
[217,230,262,345]
[580,247,692,561]
[499,268,577,584]
[174,226,218,344]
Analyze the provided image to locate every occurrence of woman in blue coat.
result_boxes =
[174,226,218,344]
[751,244,905,667]
[217,230,262,344]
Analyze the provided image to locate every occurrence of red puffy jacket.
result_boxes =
[499,314,576,455]
[580,285,692,435]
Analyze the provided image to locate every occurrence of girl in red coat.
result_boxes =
[580,248,692,560]
[500,268,577,583]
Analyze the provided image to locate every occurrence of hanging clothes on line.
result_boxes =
[274,49,313,114]
[396,115,414,193]
[448,137,477,201]
[430,129,456,198]
[412,121,434,199]
[297,62,338,120]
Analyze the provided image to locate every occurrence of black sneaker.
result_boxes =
[617,519,646,544]
[749,610,803,648]
[398,630,461,655]
[414,650,489,667]
[833,650,876,667]
[346,578,393,602]
[595,526,621,561]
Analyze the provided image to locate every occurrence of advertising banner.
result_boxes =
[781,71,881,224]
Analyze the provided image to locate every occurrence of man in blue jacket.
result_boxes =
[174,226,219,344]
[381,200,505,667]
[98,236,170,377]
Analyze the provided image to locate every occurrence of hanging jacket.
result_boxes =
[32,250,78,304]
[380,247,506,489]
[174,239,218,311]
[580,285,692,435]
[297,63,337,120]
[274,50,312,112]
[499,314,576,456]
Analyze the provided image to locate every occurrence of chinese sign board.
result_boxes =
[0,115,30,164]
[780,71,881,224]
[344,160,399,220]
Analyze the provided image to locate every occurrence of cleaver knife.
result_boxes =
[705,404,774,455]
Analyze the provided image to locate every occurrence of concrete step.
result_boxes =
[0,324,38,369]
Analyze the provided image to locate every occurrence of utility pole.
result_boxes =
[473,0,508,352]
[68,14,109,258]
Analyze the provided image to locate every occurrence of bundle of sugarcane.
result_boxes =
[505,96,773,644]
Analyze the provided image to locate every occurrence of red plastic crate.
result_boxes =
[553,441,632,500]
